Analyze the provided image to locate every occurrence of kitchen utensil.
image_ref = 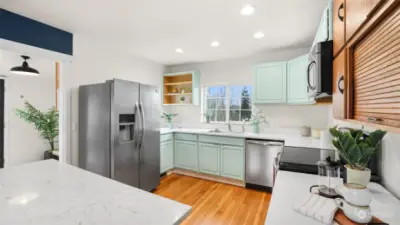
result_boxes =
[312,128,321,139]
[335,199,372,224]
[309,156,341,198]
[335,183,372,206]
[300,126,311,137]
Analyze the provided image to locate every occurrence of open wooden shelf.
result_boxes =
[164,81,192,86]
[163,73,195,105]
[164,93,192,96]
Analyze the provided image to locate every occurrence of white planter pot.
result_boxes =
[346,165,371,186]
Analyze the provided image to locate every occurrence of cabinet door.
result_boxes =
[253,62,287,104]
[174,140,198,171]
[287,54,315,104]
[366,0,382,15]
[346,0,368,41]
[333,50,346,119]
[312,4,332,47]
[160,140,173,173]
[333,0,346,56]
[198,143,220,175]
[220,145,244,180]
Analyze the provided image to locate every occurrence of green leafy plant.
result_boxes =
[15,101,59,151]
[329,126,386,170]
[161,112,178,123]
[243,108,268,125]
[202,111,212,122]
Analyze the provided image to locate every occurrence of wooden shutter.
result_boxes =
[352,5,400,127]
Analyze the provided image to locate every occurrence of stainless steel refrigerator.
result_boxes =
[78,79,160,192]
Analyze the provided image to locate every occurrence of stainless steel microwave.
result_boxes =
[307,40,333,99]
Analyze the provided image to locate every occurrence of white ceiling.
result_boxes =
[1,0,328,65]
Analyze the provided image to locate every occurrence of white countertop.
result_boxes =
[0,160,191,225]
[266,171,400,225]
[160,128,328,149]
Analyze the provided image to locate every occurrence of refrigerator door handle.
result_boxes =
[138,102,145,149]
[134,102,140,148]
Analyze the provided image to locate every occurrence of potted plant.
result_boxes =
[244,109,268,134]
[15,101,59,160]
[202,111,212,123]
[180,95,185,103]
[161,112,178,129]
[329,126,386,186]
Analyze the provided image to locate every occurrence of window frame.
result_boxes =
[201,85,253,124]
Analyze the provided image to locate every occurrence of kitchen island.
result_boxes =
[266,171,400,225]
[0,160,191,225]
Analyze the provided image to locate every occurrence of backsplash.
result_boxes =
[162,104,331,135]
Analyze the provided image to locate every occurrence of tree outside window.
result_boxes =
[204,85,252,123]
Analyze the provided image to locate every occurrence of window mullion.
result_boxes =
[226,86,230,123]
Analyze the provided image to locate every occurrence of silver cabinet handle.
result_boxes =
[138,102,145,149]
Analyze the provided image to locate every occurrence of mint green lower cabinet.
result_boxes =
[160,140,173,173]
[174,140,198,171]
[220,145,244,180]
[198,143,220,176]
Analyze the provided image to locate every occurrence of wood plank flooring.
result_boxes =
[153,173,271,225]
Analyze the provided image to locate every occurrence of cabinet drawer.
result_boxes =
[199,135,245,147]
[160,133,173,142]
[174,133,198,141]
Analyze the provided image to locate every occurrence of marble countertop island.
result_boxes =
[160,128,329,149]
[0,160,191,225]
[266,171,400,225]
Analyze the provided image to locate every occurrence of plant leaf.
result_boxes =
[329,126,340,138]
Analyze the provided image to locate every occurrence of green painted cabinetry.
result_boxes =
[312,1,333,47]
[160,140,174,173]
[287,54,315,104]
[174,140,198,171]
[220,145,245,180]
[253,61,287,104]
[198,143,220,175]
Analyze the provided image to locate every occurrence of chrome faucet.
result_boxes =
[227,121,232,132]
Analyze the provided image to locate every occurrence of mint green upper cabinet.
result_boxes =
[287,54,315,104]
[220,145,244,180]
[174,140,198,171]
[312,1,333,47]
[198,143,220,176]
[160,140,174,173]
[253,62,287,104]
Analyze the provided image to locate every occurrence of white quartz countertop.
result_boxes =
[266,171,400,225]
[160,128,328,149]
[0,160,191,225]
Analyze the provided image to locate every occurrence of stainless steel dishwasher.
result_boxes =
[245,139,284,192]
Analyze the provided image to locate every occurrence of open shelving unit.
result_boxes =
[162,71,200,105]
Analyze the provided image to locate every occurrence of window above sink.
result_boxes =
[202,85,253,123]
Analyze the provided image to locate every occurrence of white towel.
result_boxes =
[293,193,338,225]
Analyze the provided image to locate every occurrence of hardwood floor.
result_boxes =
[154,173,271,225]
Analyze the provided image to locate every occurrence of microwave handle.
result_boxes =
[307,61,317,90]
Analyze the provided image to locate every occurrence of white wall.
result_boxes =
[64,35,165,166]
[0,50,56,166]
[165,47,331,133]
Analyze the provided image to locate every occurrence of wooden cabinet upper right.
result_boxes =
[333,0,346,56]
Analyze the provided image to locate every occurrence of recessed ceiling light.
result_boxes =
[241,4,255,16]
[253,32,265,39]
[211,41,220,47]
[175,48,184,53]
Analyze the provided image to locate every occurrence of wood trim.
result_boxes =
[171,168,245,187]
[345,119,400,133]
[55,62,60,111]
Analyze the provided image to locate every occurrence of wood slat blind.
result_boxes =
[353,6,400,127]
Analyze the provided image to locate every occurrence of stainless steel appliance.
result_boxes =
[79,79,160,192]
[245,139,284,192]
[307,40,333,99]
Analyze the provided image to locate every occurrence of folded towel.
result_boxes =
[293,193,338,225]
